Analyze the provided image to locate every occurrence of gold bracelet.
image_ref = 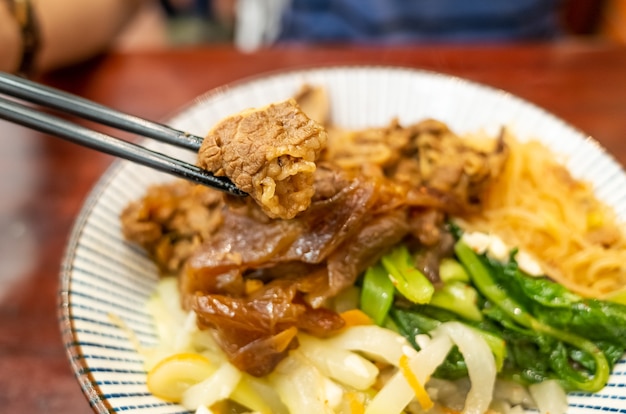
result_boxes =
[6,0,40,76]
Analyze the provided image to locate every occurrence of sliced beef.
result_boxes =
[120,181,224,273]
[193,278,345,377]
[197,99,327,219]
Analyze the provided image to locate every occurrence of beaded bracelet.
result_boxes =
[6,0,40,76]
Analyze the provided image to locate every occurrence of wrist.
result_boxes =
[2,0,41,76]
[0,0,22,72]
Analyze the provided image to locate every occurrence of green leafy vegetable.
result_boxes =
[358,231,626,395]
[484,253,626,346]
[454,240,611,392]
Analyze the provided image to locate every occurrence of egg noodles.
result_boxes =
[457,132,626,298]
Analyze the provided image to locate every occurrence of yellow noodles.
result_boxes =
[458,132,626,298]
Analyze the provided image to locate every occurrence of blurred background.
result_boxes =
[115,0,626,52]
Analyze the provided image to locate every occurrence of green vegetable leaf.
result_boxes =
[455,240,611,392]
[488,253,582,308]
[485,253,626,346]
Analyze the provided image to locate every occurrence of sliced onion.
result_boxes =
[364,333,454,414]
[299,333,379,390]
[146,353,215,403]
[269,352,335,414]
[435,321,496,414]
[529,379,568,414]
[181,361,241,410]
[194,405,212,414]
[325,325,415,365]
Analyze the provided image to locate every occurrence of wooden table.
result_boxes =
[1,42,625,413]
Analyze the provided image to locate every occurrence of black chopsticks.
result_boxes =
[0,72,246,196]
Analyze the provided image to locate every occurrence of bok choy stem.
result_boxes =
[360,264,395,325]
[381,245,434,304]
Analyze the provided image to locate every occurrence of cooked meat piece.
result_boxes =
[324,118,410,171]
[120,181,224,273]
[409,208,445,247]
[411,214,456,285]
[182,167,380,300]
[292,84,330,127]
[319,209,410,306]
[281,174,380,264]
[197,99,327,219]
[181,209,303,297]
[310,162,351,202]
[408,119,509,209]
[193,278,344,377]
[193,281,302,377]
[392,157,421,185]
[324,118,508,212]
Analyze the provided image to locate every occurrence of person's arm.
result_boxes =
[0,1,22,72]
[1,0,147,74]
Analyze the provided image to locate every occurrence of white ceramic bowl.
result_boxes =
[59,66,626,413]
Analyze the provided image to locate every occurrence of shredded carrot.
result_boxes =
[398,354,434,410]
[272,326,299,352]
[340,309,374,327]
[345,391,365,414]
